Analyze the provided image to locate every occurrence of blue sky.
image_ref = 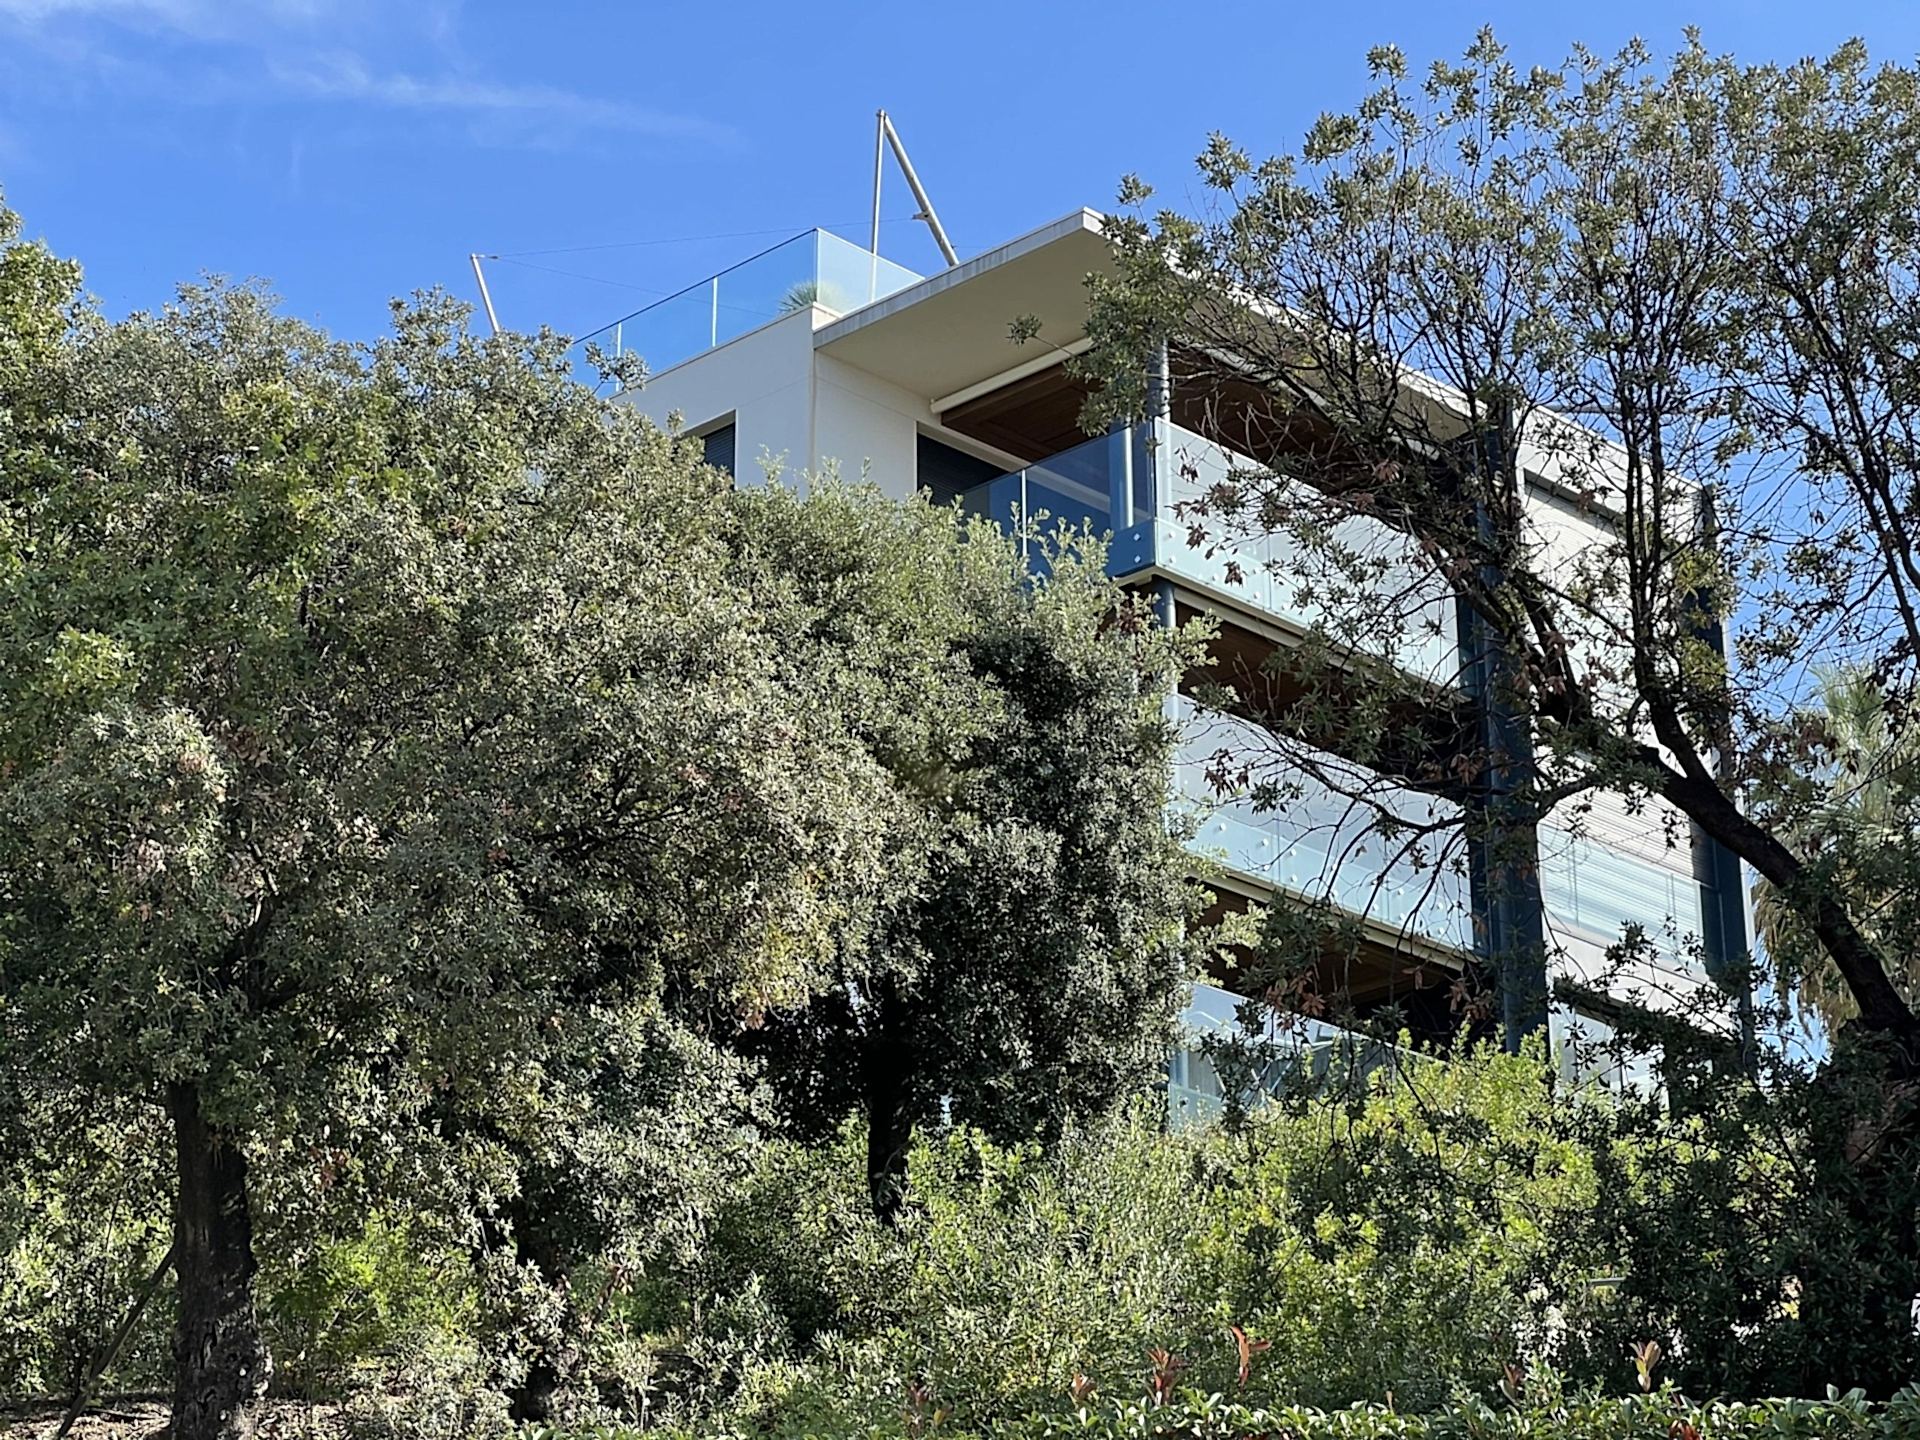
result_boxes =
[6,0,1920,345]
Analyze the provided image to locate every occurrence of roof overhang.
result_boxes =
[813,209,1113,402]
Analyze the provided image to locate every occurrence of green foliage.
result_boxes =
[532,1385,1920,1440]
[723,482,1210,1207]
[982,1382,1920,1440]
[0,188,900,1430]
[1751,669,1920,1030]
[0,1100,172,1401]
[1190,1048,1607,1411]
[260,1216,476,1399]
[671,1047,1640,1437]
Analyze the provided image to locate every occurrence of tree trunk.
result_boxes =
[863,988,918,1224]
[509,1347,562,1426]
[503,1199,569,1426]
[167,1084,269,1440]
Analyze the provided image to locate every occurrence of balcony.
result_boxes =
[1170,982,1403,1124]
[1538,822,1707,973]
[954,420,1460,684]
[1172,696,1473,952]
[577,229,921,378]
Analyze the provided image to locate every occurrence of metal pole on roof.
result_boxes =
[877,110,959,269]
[870,111,886,254]
[870,110,886,299]
[468,253,501,335]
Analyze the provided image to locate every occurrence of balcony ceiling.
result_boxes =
[813,209,1114,402]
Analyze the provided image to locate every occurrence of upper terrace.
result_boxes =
[575,228,922,377]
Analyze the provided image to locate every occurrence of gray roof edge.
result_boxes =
[814,208,1107,347]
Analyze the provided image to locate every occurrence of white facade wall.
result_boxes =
[619,308,940,499]
[811,352,931,499]
[619,309,817,485]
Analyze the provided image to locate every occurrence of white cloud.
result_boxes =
[0,0,732,151]
[271,52,736,144]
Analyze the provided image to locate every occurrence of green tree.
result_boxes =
[1065,33,1920,1392]
[1753,669,1920,1030]
[723,484,1208,1217]
[0,200,887,1438]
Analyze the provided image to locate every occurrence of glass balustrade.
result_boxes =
[1153,427,1459,682]
[1538,823,1707,971]
[1169,982,1403,1124]
[1171,696,1473,951]
[950,420,1460,682]
[576,230,921,378]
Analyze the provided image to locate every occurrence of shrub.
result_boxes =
[990,1382,1920,1440]
[260,1214,478,1400]
[529,1380,1920,1440]
[0,1103,173,1403]
[681,1046,1634,1436]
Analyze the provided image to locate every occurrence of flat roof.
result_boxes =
[813,209,1113,402]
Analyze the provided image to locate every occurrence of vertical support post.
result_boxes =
[870,109,887,300]
[1143,338,1172,531]
[1684,484,1758,1072]
[1146,339,1170,423]
[1460,407,1549,1053]
[613,320,622,358]
[710,275,719,349]
[1018,467,1029,568]
[469,253,501,336]
[1153,577,1177,631]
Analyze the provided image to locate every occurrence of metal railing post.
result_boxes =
[1019,468,1030,567]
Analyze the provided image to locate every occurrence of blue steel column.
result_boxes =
[1460,419,1550,1051]
[1683,486,1758,1069]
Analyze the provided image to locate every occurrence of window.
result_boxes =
[700,422,736,478]
[916,432,1003,508]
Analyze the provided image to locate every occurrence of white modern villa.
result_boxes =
[588,210,1753,1114]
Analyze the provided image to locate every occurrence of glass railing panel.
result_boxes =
[1154,426,1278,614]
[814,231,922,313]
[1538,823,1705,970]
[1173,696,1472,950]
[943,421,1461,684]
[1021,431,1117,538]
[958,472,1025,531]
[1154,424,1460,683]
[946,430,1124,569]
[574,230,924,379]
[1126,424,1156,526]
[579,286,714,375]
[1170,981,1402,1124]
[709,231,820,346]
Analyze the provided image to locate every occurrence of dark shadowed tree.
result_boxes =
[722,483,1209,1218]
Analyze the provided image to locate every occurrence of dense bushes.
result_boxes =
[646,1048,1646,1436]
[1,1035,1877,1435]
[0,1101,173,1400]
[537,1390,1920,1440]
[903,1386,1920,1440]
